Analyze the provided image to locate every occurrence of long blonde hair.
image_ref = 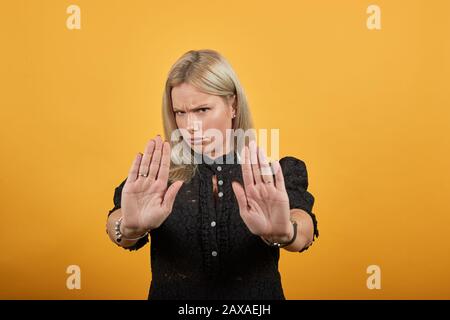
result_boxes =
[162,49,254,183]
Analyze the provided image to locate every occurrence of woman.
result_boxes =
[105,49,319,300]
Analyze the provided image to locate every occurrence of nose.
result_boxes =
[186,114,201,132]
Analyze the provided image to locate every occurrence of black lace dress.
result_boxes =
[107,150,319,300]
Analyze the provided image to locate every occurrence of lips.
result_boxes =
[190,137,211,144]
[190,138,205,145]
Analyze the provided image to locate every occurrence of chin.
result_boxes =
[192,144,215,155]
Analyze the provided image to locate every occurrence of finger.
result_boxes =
[138,139,155,178]
[249,140,262,184]
[232,181,253,227]
[258,147,274,185]
[241,146,254,188]
[127,153,143,182]
[148,135,163,180]
[271,160,286,192]
[231,181,249,214]
[162,180,184,213]
[157,141,171,182]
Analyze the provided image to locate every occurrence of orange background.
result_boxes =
[1,0,449,299]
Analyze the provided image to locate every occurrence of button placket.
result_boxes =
[212,164,223,261]
[216,165,224,199]
[211,168,220,261]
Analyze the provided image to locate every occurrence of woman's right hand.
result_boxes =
[120,135,184,237]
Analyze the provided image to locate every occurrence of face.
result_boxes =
[171,82,236,158]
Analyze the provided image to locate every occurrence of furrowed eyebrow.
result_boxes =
[173,104,209,112]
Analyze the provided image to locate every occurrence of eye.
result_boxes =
[197,108,209,113]
[174,111,185,116]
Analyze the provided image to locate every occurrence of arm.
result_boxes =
[259,208,314,252]
[106,208,148,249]
[282,208,314,252]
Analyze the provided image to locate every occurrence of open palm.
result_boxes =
[121,135,183,234]
[231,141,291,239]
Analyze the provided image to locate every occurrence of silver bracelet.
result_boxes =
[114,216,149,243]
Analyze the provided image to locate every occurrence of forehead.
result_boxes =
[171,83,215,107]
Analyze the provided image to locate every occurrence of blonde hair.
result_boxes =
[162,49,254,183]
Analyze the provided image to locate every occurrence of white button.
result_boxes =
[217,166,222,171]
[211,251,218,257]
[218,192,223,197]
[211,221,216,227]
[218,180,223,186]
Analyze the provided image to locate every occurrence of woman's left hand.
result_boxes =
[231,141,293,242]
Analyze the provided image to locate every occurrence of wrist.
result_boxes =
[116,217,149,241]
[273,225,295,243]
[261,220,297,248]
[120,224,148,238]
[265,221,294,242]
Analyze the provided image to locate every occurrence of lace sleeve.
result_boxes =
[279,156,319,252]
[107,178,149,251]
